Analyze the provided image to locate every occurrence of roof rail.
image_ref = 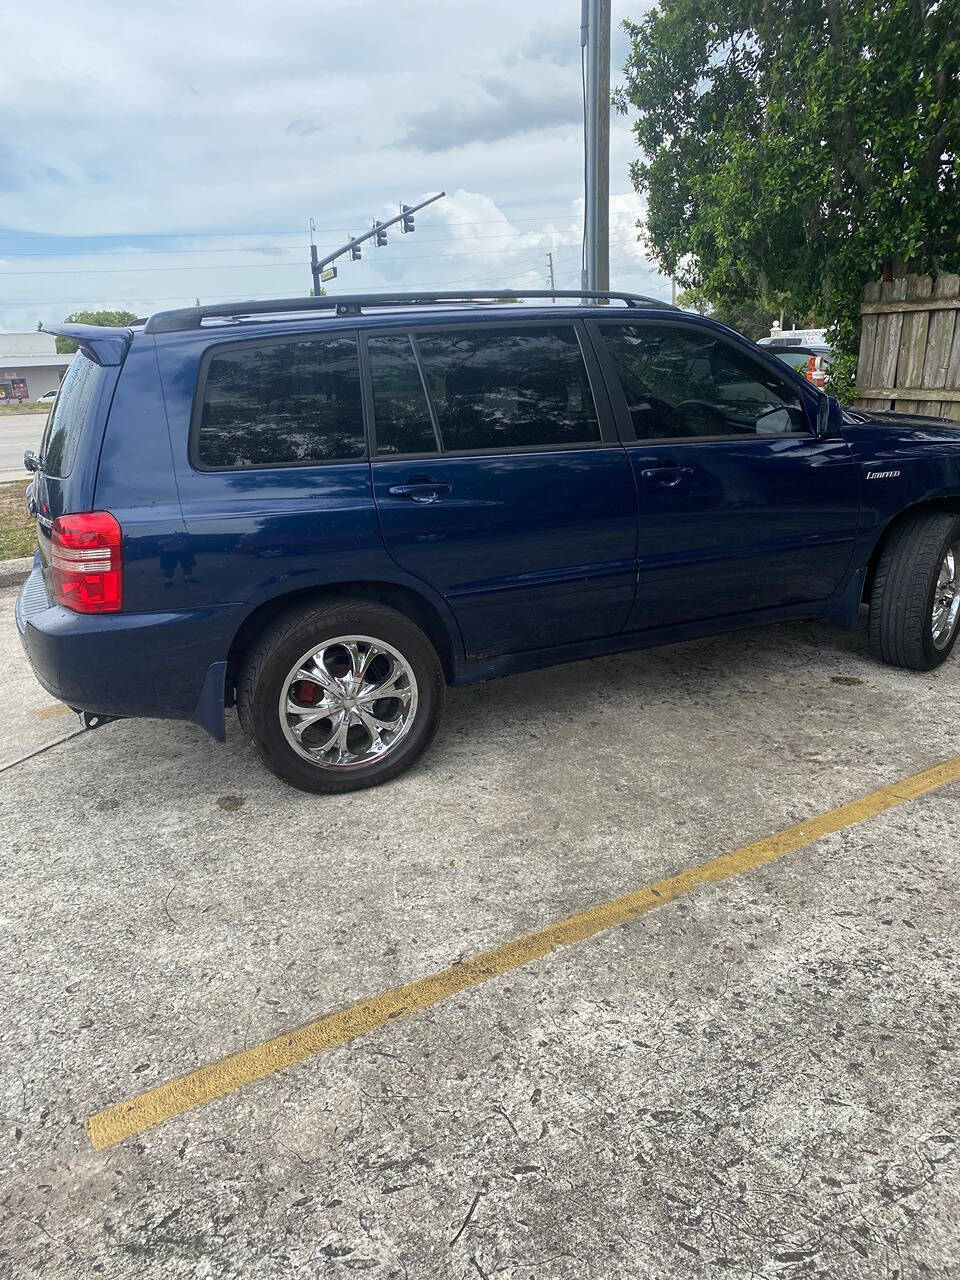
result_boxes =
[142,289,678,334]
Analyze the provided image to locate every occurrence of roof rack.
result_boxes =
[142,289,678,334]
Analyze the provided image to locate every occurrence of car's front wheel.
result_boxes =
[868,511,960,670]
[237,599,444,793]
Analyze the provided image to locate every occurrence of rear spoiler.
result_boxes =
[41,324,134,367]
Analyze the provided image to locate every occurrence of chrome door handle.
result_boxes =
[387,481,452,503]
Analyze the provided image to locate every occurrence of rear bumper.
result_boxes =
[16,557,236,739]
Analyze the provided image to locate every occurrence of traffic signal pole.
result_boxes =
[581,0,610,294]
[310,191,446,295]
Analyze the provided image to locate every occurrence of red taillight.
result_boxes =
[51,512,123,614]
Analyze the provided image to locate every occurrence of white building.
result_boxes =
[0,332,75,403]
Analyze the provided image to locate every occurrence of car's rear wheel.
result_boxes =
[868,511,960,670]
[237,599,444,793]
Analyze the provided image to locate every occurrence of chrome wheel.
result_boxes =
[932,541,960,650]
[279,635,419,769]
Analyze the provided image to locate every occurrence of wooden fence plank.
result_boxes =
[898,275,934,413]
[855,386,960,403]
[922,273,960,416]
[946,306,960,421]
[878,277,907,396]
[857,281,883,409]
[861,299,960,314]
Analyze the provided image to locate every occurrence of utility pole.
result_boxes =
[547,251,556,301]
[581,0,611,294]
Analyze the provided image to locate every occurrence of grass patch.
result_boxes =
[0,402,49,415]
[0,480,36,560]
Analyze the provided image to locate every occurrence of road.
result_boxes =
[0,412,45,484]
[2,580,959,1278]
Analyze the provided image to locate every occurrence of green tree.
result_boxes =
[55,309,140,354]
[616,0,960,399]
[676,288,775,340]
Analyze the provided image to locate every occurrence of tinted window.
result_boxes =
[196,336,364,469]
[600,324,807,440]
[368,333,438,455]
[40,353,104,477]
[415,326,600,452]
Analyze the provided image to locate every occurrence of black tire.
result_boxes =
[237,598,444,793]
[868,511,960,671]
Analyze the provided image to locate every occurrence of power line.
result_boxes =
[0,232,643,277]
[0,206,613,245]
[0,224,623,261]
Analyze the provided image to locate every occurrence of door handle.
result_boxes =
[639,465,694,487]
[386,480,452,503]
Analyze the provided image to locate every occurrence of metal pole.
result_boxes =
[582,0,611,294]
[596,0,610,293]
[581,0,592,292]
[547,251,556,301]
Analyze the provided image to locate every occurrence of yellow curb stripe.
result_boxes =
[85,754,960,1151]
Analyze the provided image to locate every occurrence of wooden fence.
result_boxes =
[855,273,960,419]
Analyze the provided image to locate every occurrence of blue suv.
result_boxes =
[16,290,960,792]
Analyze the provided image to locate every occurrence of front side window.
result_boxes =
[414,326,601,452]
[196,335,364,469]
[599,324,807,441]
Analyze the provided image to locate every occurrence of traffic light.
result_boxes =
[374,221,387,247]
[401,204,415,234]
[350,240,361,261]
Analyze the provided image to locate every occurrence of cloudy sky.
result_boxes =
[1,0,665,333]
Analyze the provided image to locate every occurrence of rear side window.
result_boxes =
[196,335,364,469]
[40,353,104,478]
[367,333,438,455]
[414,326,600,452]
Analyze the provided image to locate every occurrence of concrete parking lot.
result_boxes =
[1,580,958,1278]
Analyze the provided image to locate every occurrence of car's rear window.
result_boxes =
[774,351,816,372]
[195,334,365,469]
[39,352,105,478]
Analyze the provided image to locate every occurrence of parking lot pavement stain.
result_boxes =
[85,752,960,1151]
[215,795,246,811]
[33,704,73,720]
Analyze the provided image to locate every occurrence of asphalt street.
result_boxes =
[0,413,45,484]
[1,582,958,1278]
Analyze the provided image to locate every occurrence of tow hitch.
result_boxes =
[77,711,119,730]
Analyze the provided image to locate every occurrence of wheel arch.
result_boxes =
[226,579,462,694]
[862,497,960,601]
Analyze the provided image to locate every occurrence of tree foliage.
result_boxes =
[54,309,140,354]
[676,287,804,340]
[616,0,960,399]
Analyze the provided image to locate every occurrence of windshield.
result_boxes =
[38,352,105,477]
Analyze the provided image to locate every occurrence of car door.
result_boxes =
[366,320,637,657]
[587,318,861,631]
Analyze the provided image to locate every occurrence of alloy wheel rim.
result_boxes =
[932,541,960,650]
[279,635,419,769]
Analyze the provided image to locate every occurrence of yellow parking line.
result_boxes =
[85,755,960,1151]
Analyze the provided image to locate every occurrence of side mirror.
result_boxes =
[23,449,41,473]
[816,394,842,438]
